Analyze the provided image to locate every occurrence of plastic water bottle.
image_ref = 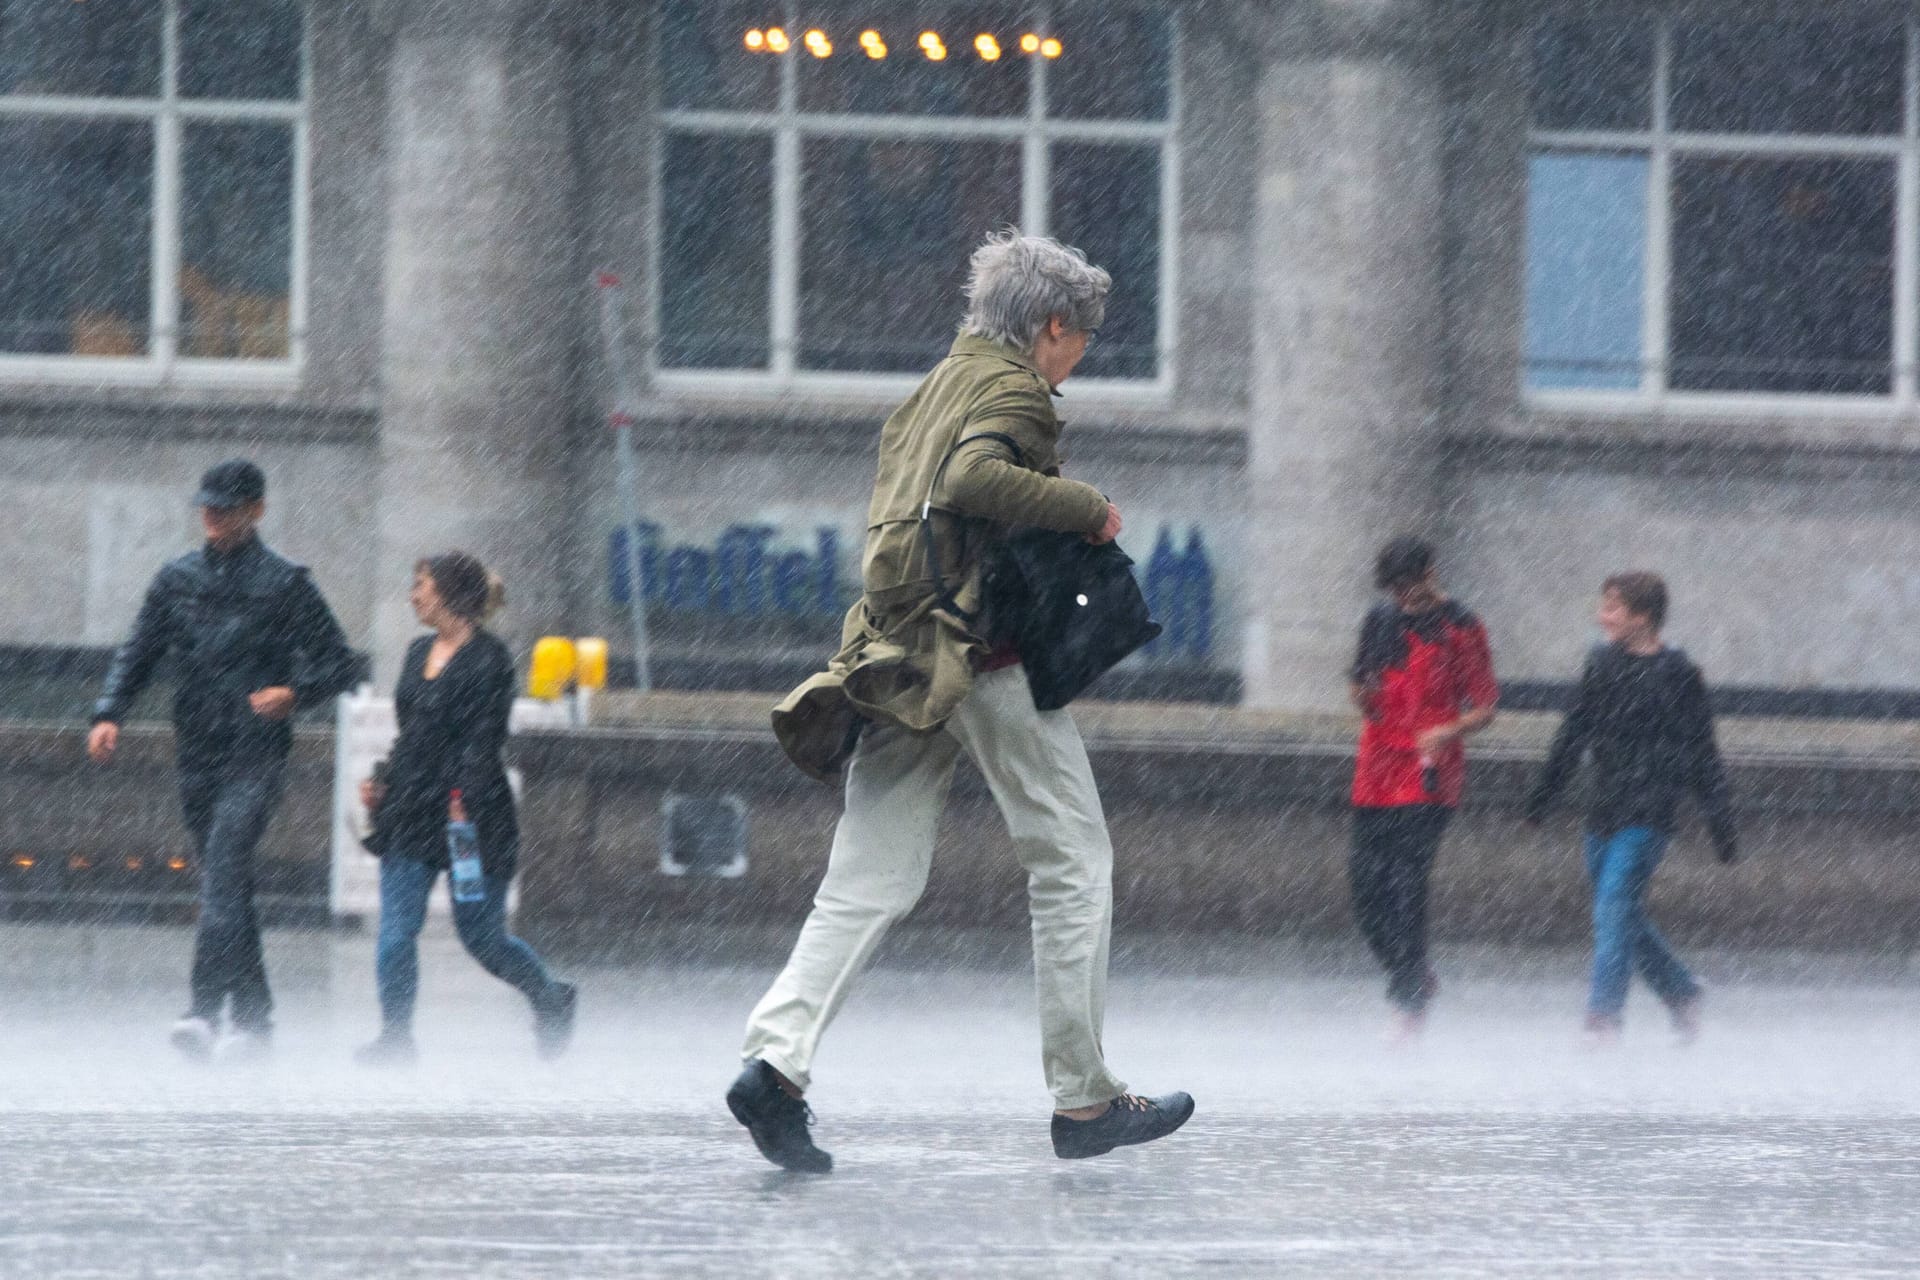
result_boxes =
[447,790,485,904]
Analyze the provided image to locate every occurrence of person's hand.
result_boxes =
[448,792,469,824]
[359,779,387,812]
[1087,503,1123,546]
[1415,724,1459,756]
[87,721,119,765]
[248,686,297,720]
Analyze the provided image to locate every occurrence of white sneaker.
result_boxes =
[214,1027,273,1065]
[169,1015,217,1063]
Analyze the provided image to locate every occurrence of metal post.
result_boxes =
[594,273,654,693]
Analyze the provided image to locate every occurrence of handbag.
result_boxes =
[921,433,1162,711]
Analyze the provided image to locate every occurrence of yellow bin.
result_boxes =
[528,636,577,700]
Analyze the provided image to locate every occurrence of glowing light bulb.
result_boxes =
[918,31,947,60]
[804,28,832,57]
[1019,32,1040,53]
[745,28,766,51]
[1040,37,1062,58]
[974,33,1001,60]
[766,26,790,52]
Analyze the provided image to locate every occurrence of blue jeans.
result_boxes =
[375,856,556,1031]
[1584,827,1699,1020]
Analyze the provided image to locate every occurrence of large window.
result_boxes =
[655,3,1174,385]
[1525,12,1909,400]
[0,0,305,379]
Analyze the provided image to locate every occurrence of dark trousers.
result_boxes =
[1349,804,1451,1011]
[179,761,287,1031]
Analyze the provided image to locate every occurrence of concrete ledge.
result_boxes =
[9,705,1920,953]
[510,694,1920,953]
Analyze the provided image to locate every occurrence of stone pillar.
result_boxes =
[1241,0,1445,711]
[371,0,578,680]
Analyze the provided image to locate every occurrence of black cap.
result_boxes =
[194,459,266,510]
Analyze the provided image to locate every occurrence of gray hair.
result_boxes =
[959,229,1110,354]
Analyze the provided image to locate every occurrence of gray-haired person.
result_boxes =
[727,231,1194,1172]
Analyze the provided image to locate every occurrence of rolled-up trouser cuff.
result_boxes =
[746,1051,810,1096]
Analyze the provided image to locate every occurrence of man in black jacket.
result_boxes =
[88,460,360,1061]
[1525,571,1736,1044]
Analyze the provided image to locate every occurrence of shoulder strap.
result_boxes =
[919,431,1026,621]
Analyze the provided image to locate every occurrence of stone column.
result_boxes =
[371,0,578,680]
[1240,0,1446,711]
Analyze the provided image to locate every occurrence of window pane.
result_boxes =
[1529,16,1650,131]
[660,133,773,369]
[1671,157,1893,395]
[660,1,783,112]
[0,0,160,97]
[797,4,1028,117]
[1049,143,1158,380]
[0,118,151,355]
[181,124,293,360]
[1672,18,1903,135]
[1524,152,1645,392]
[1046,7,1170,121]
[179,0,302,100]
[799,138,1020,372]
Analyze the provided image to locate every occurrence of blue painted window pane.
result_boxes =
[1524,152,1646,391]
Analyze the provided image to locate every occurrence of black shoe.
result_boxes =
[726,1059,832,1174]
[533,982,578,1061]
[354,1029,418,1069]
[1051,1091,1196,1160]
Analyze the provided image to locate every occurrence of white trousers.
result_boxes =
[742,664,1128,1109]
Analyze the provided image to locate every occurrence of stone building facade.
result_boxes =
[1,0,1913,719]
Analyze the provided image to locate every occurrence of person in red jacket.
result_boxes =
[1347,536,1499,1039]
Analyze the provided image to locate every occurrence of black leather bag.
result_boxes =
[980,528,1161,710]
[922,433,1162,712]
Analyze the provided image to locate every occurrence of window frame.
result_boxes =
[0,0,309,388]
[650,3,1180,400]
[1524,11,1920,417]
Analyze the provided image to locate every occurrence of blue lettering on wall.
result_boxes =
[610,522,847,619]
[609,520,1215,662]
[1140,527,1213,661]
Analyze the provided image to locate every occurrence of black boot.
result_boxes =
[726,1059,832,1174]
[1051,1091,1196,1160]
[533,982,578,1061]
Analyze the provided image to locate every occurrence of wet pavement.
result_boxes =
[1,923,1917,1277]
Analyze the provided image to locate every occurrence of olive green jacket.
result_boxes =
[772,334,1110,780]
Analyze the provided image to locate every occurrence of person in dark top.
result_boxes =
[1525,572,1737,1045]
[1348,536,1499,1041]
[355,551,576,1067]
[89,459,360,1062]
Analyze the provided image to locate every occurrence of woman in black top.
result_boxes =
[356,552,576,1065]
